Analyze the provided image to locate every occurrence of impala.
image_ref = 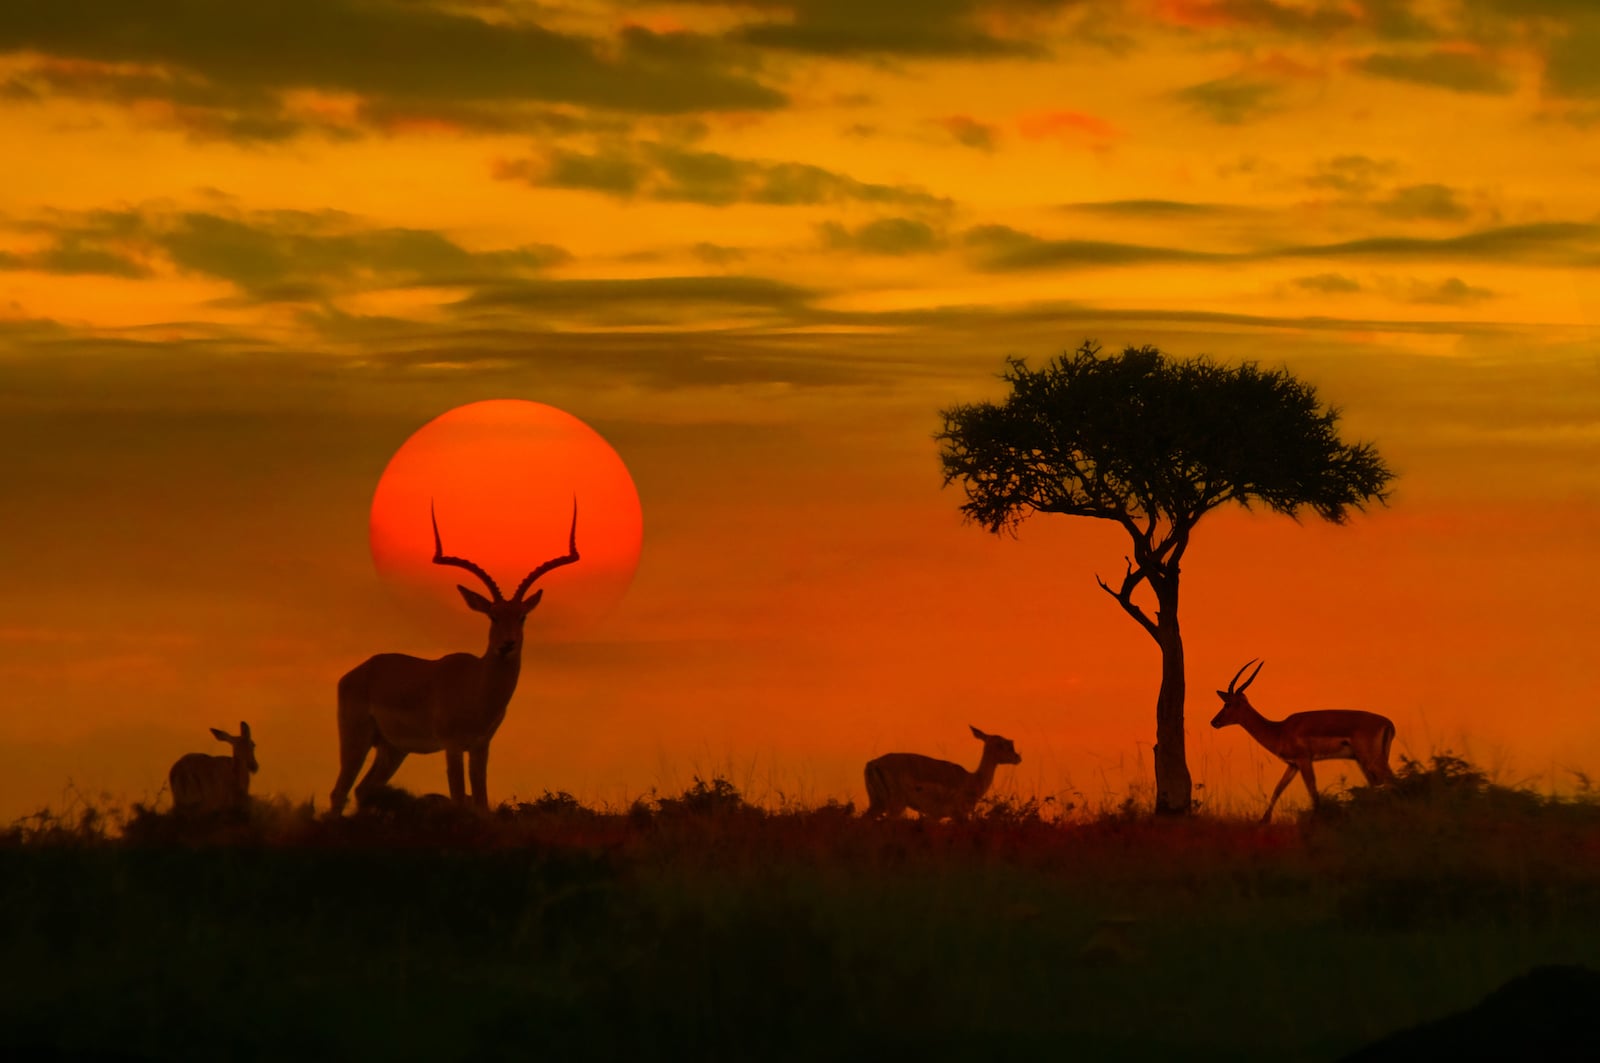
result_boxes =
[1211,659,1396,823]
[170,721,257,815]
[330,498,579,815]
[863,726,1022,821]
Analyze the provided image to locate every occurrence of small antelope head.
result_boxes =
[212,720,258,774]
[1210,659,1264,729]
[431,498,580,660]
[971,725,1022,766]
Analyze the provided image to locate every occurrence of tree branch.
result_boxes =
[1095,556,1160,642]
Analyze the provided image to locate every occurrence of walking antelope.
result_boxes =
[330,498,579,815]
[863,726,1022,821]
[169,721,258,815]
[1210,659,1396,823]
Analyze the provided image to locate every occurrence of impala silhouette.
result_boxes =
[1211,659,1396,822]
[863,726,1021,821]
[330,499,578,814]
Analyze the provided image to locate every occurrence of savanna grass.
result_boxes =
[4,756,1599,1061]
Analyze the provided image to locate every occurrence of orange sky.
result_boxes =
[2,0,1597,821]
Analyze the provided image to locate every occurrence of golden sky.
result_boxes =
[2,0,1598,820]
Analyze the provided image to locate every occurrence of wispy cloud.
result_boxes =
[1174,75,1280,124]
[1352,48,1515,95]
[1374,183,1472,221]
[935,114,999,151]
[495,141,951,209]
[1,207,570,300]
[818,217,946,255]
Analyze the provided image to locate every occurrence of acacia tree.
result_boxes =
[937,341,1394,815]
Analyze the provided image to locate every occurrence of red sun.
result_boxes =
[369,400,643,636]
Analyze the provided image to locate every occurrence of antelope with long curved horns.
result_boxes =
[330,498,579,814]
[1211,659,1396,823]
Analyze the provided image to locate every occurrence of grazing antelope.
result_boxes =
[1211,659,1396,823]
[863,726,1022,821]
[330,498,579,815]
[169,721,258,815]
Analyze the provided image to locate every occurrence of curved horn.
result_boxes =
[511,496,580,603]
[431,500,505,602]
[1237,659,1265,693]
[1227,659,1259,694]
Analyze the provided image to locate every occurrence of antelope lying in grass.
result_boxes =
[863,726,1022,821]
[1211,659,1397,823]
[169,721,258,815]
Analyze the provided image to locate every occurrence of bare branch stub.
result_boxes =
[1096,556,1158,640]
[511,495,581,603]
[431,500,506,601]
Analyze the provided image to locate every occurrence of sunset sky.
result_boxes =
[2,0,1597,822]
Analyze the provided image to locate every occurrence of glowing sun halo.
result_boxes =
[369,400,643,635]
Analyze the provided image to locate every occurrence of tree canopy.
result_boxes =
[936,340,1395,813]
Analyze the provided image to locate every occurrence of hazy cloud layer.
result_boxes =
[959,218,1600,272]
[0,0,786,129]
[1,208,570,300]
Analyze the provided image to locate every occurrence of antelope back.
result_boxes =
[170,753,245,812]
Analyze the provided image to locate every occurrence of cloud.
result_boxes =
[1174,75,1280,124]
[1,207,570,299]
[1057,198,1247,216]
[1293,272,1362,293]
[1305,154,1398,197]
[0,1,786,134]
[957,217,1600,273]
[1399,276,1495,304]
[726,0,1070,59]
[1017,108,1117,148]
[962,223,1227,270]
[936,114,999,151]
[495,141,951,209]
[1544,17,1600,98]
[1374,183,1472,221]
[1352,48,1515,95]
[1152,0,1364,35]
[450,274,817,326]
[1278,222,1600,264]
[818,217,946,255]
[692,242,747,266]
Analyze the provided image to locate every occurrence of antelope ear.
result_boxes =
[1216,690,1228,699]
[458,585,494,613]
[210,728,230,743]
[518,588,544,614]
[970,725,988,740]
[240,721,251,739]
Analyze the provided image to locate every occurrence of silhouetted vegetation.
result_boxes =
[937,341,1394,814]
[4,756,1599,1061]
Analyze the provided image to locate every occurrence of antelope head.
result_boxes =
[431,497,580,660]
[970,725,1023,766]
[211,721,259,774]
[1210,659,1264,728]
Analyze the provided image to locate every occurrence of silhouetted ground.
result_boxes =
[4,756,1600,1062]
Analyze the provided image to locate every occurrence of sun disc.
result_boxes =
[369,400,643,637]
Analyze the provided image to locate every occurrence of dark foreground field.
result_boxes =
[5,757,1600,1062]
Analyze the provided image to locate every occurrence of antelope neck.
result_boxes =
[1233,703,1282,745]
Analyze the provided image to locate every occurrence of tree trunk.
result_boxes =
[1152,582,1192,815]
